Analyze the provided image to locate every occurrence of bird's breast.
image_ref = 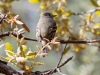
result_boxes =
[37,18,55,38]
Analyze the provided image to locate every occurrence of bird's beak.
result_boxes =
[53,14,57,17]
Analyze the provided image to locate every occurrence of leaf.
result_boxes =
[5,42,13,51]
[28,0,40,3]
[10,34,17,41]
[20,37,25,43]
[40,3,47,9]
[18,28,25,33]
[96,10,100,16]
[32,62,44,65]
[36,45,41,50]
[14,15,19,19]
[26,51,37,58]
[5,57,11,61]
[5,50,14,57]
[85,13,93,20]
[95,31,100,35]
[79,29,84,37]
[64,10,72,17]
[15,20,24,25]
[75,47,80,52]
[22,45,27,51]
[90,0,99,7]
[35,62,44,65]
[0,44,4,48]
[11,21,15,28]
[95,23,100,28]
[8,14,19,28]
[97,0,100,6]
[63,46,70,55]
[22,42,27,45]
[16,57,27,65]
[75,44,85,52]
[25,66,30,70]
[22,24,30,32]
[17,46,25,57]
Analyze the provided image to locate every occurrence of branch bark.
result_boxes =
[0,31,100,44]
[0,56,72,75]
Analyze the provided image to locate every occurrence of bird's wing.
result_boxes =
[36,27,42,42]
[48,22,57,40]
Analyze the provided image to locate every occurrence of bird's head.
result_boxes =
[41,12,57,18]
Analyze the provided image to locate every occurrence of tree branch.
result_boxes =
[0,57,72,75]
[0,60,21,75]
[0,31,37,41]
[0,31,100,44]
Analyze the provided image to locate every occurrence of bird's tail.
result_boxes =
[41,40,49,57]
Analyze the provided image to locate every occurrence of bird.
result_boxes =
[36,12,57,57]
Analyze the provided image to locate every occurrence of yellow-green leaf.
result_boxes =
[35,62,44,65]
[64,10,72,17]
[96,31,100,35]
[17,46,25,57]
[5,57,11,61]
[26,51,37,58]
[28,0,40,3]
[20,37,25,43]
[22,45,27,51]
[32,62,44,65]
[40,3,46,9]
[75,47,80,52]
[85,13,93,20]
[63,46,70,55]
[96,10,100,16]
[5,50,14,57]
[5,42,13,51]
[94,23,100,29]
[25,66,30,70]
[90,0,99,7]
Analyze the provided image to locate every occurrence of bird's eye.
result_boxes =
[48,13,51,16]
[43,13,52,17]
[45,13,50,16]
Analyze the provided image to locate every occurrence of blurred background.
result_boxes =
[0,0,100,75]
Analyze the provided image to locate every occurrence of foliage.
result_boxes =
[29,0,100,52]
[0,0,100,75]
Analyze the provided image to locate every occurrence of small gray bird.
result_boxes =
[36,12,57,57]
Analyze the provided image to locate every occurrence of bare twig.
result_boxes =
[72,8,100,15]
[0,14,6,24]
[48,43,68,75]
[58,39,100,44]
[57,44,67,67]
[58,56,73,68]
[41,56,73,75]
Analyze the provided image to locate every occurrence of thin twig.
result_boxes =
[72,8,100,15]
[58,56,73,68]
[57,44,67,67]
[0,14,6,24]
[49,38,69,75]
